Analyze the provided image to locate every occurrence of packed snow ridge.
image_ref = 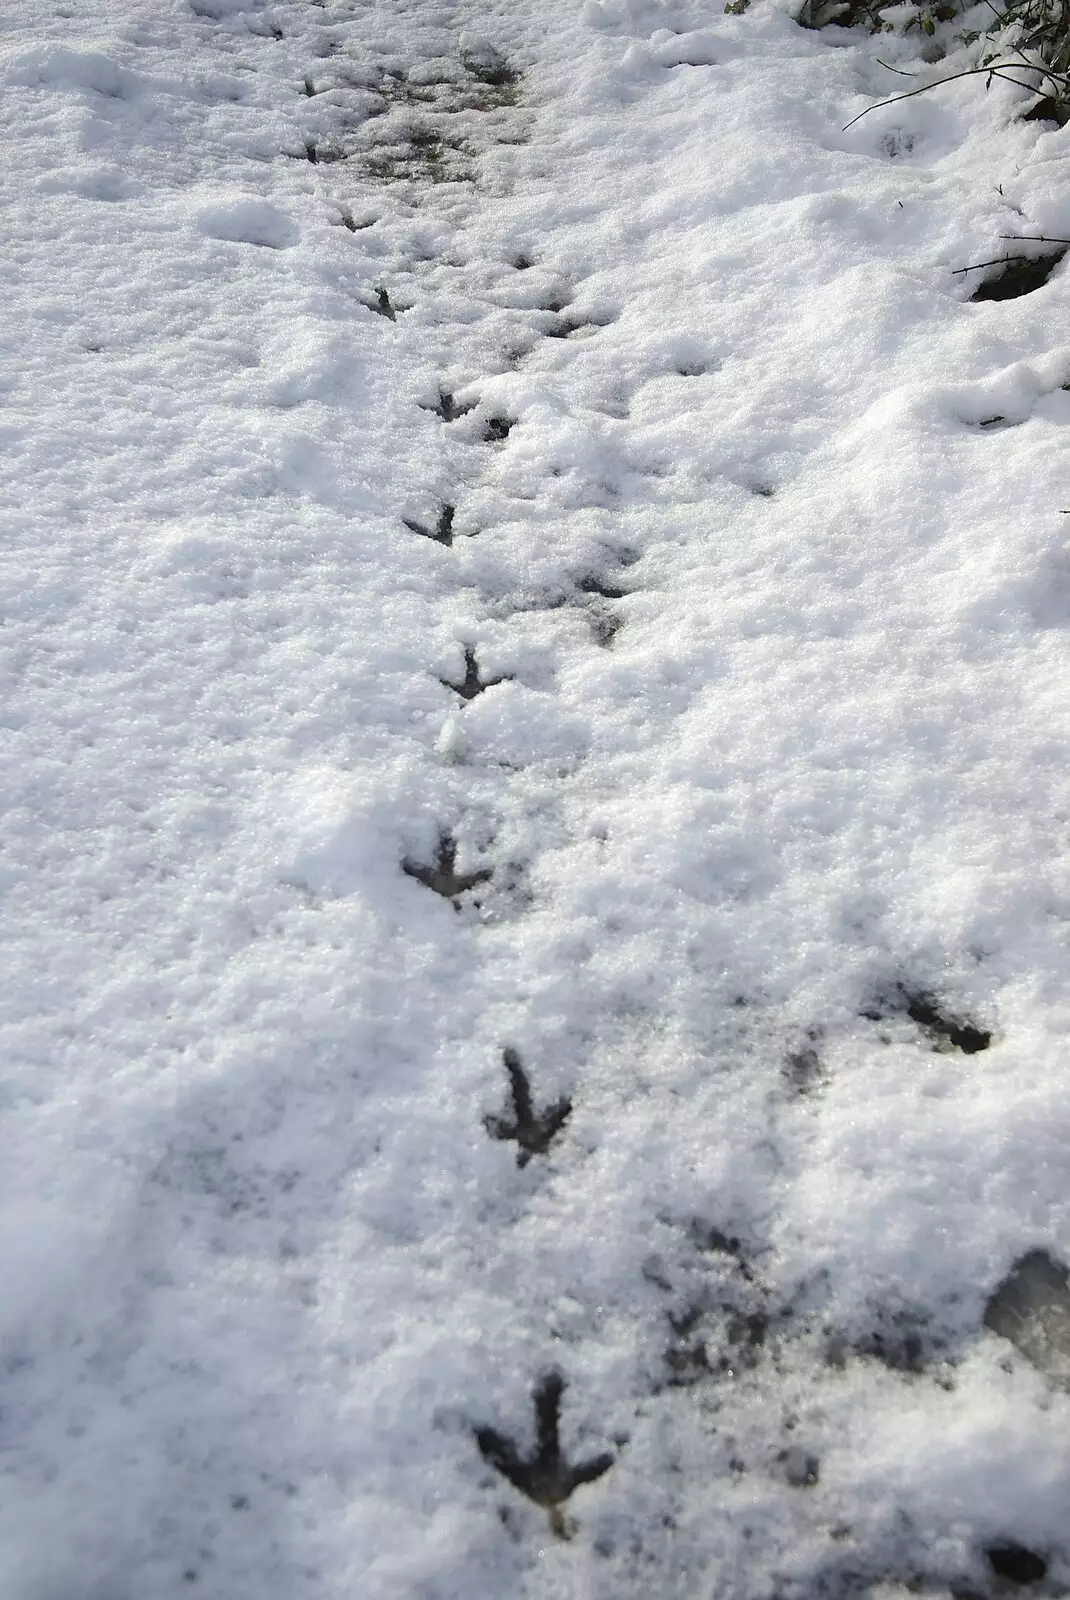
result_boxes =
[2,0,1070,1592]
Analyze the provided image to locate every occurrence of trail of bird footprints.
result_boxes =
[294,11,687,1541]
[296,6,636,1525]
[194,0,1065,1580]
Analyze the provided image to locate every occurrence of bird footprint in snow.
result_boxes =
[484,1048,570,1165]
[440,648,509,701]
[402,835,491,903]
[476,1372,613,1538]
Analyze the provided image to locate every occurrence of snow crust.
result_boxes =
[2,0,1070,1593]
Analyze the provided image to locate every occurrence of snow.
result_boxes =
[1,0,1070,1592]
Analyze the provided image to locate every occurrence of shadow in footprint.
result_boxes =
[985,1249,1070,1388]
[777,1447,820,1488]
[403,505,454,546]
[462,48,520,91]
[663,1300,768,1389]
[852,1310,930,1374]
[664,1304,714,1386]
[484,1048,571,1166]
[985,1543,1048,1586]
[1022,95,1070,125]
[589,610,623,647]
[965,248,1067,301]
[459,46,522,110]
[784,1037,826,1093]
[368,286,397,320]
[476,1373,613,1538]
[423,390,476,423]
[689,1222,753,1272]
[483,415,514,442]
[576,573,629,601]
[543,314,612,340]
[302,140,346,164]
[862,983,991,1054]
[402,835,491,903]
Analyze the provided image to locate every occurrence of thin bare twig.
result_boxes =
[951,254,1034,274]
[844,53,1070,130]
[873,55,926,76]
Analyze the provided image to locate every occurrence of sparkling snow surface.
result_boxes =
[2,0,1070,1593]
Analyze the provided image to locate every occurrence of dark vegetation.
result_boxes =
[797,0,1070,130]
[333,48,522,185]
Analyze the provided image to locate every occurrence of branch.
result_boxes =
[843,60,1070,129]
[951,254,1033,274]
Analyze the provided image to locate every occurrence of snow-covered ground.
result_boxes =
[3,0,1070,1592]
